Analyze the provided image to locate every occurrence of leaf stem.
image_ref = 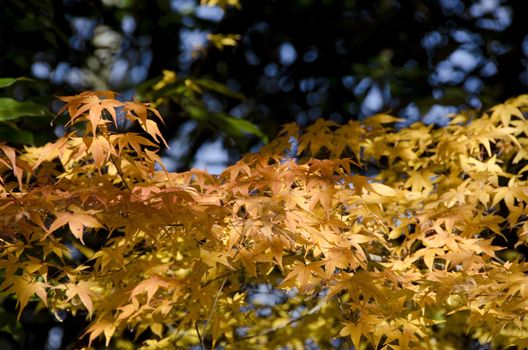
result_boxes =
[201,276,228,347]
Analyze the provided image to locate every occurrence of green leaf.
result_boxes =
[193,79,245,100]
[186,106,267,142]
[0,77,33,89]
[218,113,268,142]
[186,105,209,121]
[0,98,49,121]
[0,307,24,345]
[0,127,34,144]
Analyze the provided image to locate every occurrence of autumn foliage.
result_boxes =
[2,91,528,349]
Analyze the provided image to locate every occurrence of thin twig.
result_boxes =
[201,276,228,346]
[110,157,132,191]
[235,298,324,342]
[196,217,247,347]
[195,322,205,350]
[6,189,23,208]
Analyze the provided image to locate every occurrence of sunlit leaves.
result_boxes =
[1,93,528,349]
[490,102,524,126]
[0,276,47,319]
[207,34,241,50]
[65,281,98,318]
[201,0,241,9]
[48,210,102,243]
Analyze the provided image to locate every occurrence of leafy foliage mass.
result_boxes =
[2,92,528,349]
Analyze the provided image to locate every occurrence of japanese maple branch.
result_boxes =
[110,156,132,191]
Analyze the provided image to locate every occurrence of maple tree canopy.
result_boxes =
[1,91,528,349]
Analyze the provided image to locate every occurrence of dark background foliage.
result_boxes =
[2,0,528,171]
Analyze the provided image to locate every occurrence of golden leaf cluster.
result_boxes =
[1,92,528,349]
